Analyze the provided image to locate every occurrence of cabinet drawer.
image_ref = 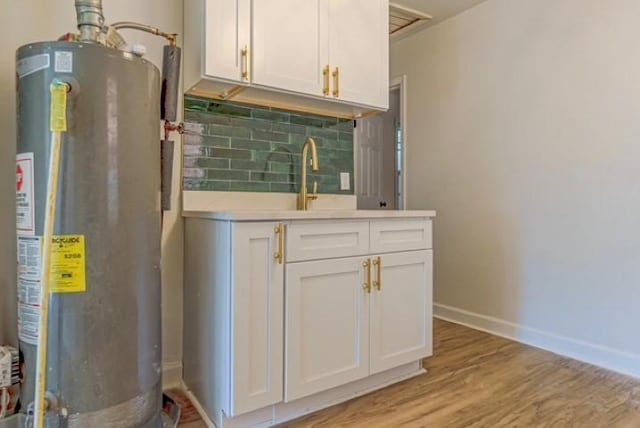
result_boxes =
[370,219,432,253]
[286,221,369,262]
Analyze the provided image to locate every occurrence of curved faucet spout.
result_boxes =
[298,137,320,210]
[303,137,319,172]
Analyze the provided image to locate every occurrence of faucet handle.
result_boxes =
[308,181,319,201]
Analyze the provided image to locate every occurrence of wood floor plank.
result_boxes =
[177,319,640,427]
[282,319,640,428]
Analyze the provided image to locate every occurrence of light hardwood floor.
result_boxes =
[179,319,640,427]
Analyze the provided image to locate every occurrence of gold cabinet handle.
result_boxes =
[273,223,284,264]
[362,258,372,293]
[332,66,340,97]
[372,256,382,291]
[322,65,330,95]
[241,46,250,81]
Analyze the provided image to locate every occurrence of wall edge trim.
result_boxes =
[433,303,640,380]
[162,361,183,389]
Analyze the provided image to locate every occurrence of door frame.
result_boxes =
[354,75,408,210]
[390,75,407,210]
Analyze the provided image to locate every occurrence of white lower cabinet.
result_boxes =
[370,250,433,374]
[183,216,434,427]
[285,249,433,401]
[230,223,284,415]
[285,257,370,401]
[183,220,285,425]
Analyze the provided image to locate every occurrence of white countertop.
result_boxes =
[182,209,436,221]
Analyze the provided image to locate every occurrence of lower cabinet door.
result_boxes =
[230,222,284,415]
[285,257,370,401]
[370,250,433,374]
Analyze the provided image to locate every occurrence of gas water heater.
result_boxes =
[15,1,179,426]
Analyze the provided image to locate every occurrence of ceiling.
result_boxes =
[392,0,488,32]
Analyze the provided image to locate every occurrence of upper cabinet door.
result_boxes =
[328,0,389,108]
[204,0,251,82]
[230,222,284,416]
[252,0,329,96]
[370,250,432,374]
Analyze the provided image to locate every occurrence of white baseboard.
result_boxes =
[182,362,424,428]
[162,361,183,389]
[181,382,216,428]
[434,303,640,380]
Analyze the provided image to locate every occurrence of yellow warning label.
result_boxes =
[50,235,86,293]
[50,83,68,132]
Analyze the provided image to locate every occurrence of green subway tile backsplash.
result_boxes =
[183,96,354,194]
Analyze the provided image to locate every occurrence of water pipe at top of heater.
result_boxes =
[75,0,177,46]
[110,21,177,45]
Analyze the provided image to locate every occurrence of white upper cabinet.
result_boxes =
[203,0,251,82]
[328,0,389,108]
[185,0,389,113]
[252,0,388,108]
[252,0,329,96]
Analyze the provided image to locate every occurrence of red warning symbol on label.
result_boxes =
[16,164,23,191]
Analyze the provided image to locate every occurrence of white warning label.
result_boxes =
[17,236,41,345]
[16,153,35,235]
[18,303,40,346]
[17,235,41,279]
[18,278,40,306]
[17,53,50,78]
[54,51,73,73]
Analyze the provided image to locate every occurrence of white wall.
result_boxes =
[392,0,640,376]
[0,0,47,352]
[0,0,184,385]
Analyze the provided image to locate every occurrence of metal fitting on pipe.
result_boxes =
[75,0,104,42]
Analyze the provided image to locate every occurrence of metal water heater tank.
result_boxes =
[16,41,162,427]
